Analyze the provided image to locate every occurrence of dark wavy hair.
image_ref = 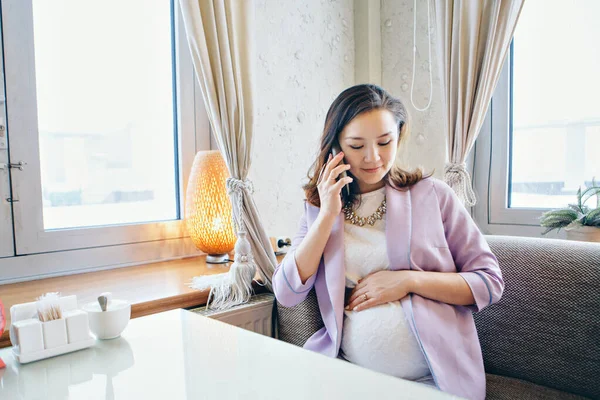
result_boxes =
[303,84,431,208]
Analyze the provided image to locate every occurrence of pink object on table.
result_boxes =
[0,299,5,368]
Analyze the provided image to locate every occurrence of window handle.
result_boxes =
[0,162,27,170]
[8,161,26,170]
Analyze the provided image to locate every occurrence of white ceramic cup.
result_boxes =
[82,299,131,340]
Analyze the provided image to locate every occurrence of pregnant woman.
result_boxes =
[273,84,504,400]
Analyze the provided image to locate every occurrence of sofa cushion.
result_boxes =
[479,236,600,399]
[485,374,590,400]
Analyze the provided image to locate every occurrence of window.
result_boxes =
[33,0,179,230]
[509,0,600,209]
[473,0,600,236]
[0,0,209,282]
[33,0,182,230]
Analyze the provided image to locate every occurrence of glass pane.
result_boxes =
[32,0,178,230]
[510,0,600,209]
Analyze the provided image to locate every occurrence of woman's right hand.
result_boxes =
[316,151,353,219]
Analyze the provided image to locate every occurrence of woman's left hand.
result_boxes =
[346,270,415,312]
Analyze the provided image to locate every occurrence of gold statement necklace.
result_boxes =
[342,196,387,226]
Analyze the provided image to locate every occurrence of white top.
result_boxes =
[340,186,431,381]
[0,309,451,399]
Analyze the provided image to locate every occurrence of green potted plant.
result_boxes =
[540,179,600,242]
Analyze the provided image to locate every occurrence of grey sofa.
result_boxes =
[275,235,600,399]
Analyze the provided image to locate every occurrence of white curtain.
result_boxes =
[435,0,525,206]
[178,0,276,309]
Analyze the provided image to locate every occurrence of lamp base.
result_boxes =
[206,254,230,264]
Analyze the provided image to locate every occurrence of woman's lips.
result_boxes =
[362,166,381,173]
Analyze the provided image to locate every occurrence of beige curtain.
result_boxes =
[178,0,276,309]
[434,0,525,206]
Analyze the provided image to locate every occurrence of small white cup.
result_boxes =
[82,300,131,340]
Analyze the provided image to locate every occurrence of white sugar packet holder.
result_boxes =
[10,295,95,364]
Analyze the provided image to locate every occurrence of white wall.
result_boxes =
[381,0,445,180]
[250,0,355,238]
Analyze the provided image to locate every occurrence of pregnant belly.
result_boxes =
[340,300,430,380]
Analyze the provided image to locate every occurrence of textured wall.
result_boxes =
[250,0,355,238]
[381,0,446,179]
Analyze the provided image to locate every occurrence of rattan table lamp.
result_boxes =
[185,150,236,263]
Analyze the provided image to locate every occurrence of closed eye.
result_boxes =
[349,141,392,150]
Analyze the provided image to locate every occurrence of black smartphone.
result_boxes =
[331,145,350,197]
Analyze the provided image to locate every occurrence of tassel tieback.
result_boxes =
[189,177,257,311]
[444,162,477,207]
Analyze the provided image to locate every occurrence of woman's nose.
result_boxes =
[364,146,380,163]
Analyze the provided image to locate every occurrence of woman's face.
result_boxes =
[338,109,399,194]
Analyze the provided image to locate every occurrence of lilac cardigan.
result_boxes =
[272,178,504,400]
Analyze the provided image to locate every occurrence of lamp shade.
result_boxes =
[185,150,236,257]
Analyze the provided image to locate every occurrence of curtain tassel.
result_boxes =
[444,162,477,207]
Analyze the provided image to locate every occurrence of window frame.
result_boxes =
[472,44,567,239]
[0,25,13,258]
[0,0,211,283]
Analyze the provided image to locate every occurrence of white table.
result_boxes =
[0,309,458,399]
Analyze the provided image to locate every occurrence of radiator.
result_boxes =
[189,293,274,337]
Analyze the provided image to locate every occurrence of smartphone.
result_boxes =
[331,145,350,197]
